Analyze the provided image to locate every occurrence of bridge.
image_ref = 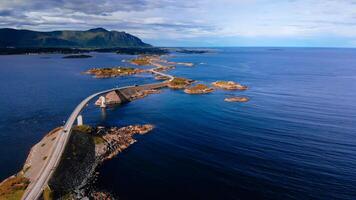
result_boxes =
[22,70,174,200]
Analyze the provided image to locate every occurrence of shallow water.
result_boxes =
[0,48,356,199]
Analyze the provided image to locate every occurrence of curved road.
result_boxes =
[22,70,173,200]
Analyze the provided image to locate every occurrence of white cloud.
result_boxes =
[1,0,356,46]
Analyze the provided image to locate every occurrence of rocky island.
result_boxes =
[85,67,145,78]
[167,77,194,89]
[224,96,249,102]
[131,56,176,72]
[212,81,248,90]
[184,84,214,94]
[130,56,152,65]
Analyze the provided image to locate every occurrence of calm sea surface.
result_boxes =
[0,48,356,200]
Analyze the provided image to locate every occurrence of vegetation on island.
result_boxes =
[167,77,194,89]
[184,84,214,94]
[85,67,144,78]
[0,174,30,200]
[43,185,54,200]
[72,125,94,134]
[130,57,151,65]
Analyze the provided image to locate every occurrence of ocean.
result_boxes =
[0,48,355,199]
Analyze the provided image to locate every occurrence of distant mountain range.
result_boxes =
[0,28,150,48]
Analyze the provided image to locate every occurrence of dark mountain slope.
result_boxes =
[0,28,150,48]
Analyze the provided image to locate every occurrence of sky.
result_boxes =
[1,0,356,47]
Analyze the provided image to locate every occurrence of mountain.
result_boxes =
[0,28,151,48]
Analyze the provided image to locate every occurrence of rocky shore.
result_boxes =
[131,89,161,100]
[80,124,154,199]
[48,124,154,199]
[95,124,154,161]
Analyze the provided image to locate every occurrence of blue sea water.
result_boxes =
[0,48,356,199]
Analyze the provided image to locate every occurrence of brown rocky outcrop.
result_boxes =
[95,125,154,161]
[85,67,145,78]
[212,81,247,90]
[167,77,194,89]
[184,84,214,94]
[224,96,249,102]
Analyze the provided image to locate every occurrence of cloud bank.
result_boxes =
[1,0,356,47]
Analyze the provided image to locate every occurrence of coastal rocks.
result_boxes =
[95,91,122,107]
[155,75,170,80]
[130,89,161,101]
[85,67,144,78]
[130,56,152,65]
[45,124,153,199]
[212,81,247,90]
[211,81,250,102]
[154,65,175,72]
[167,77,194,89]
[48,128,97,198]
[96,125,154,161]
[90,191,115,200]
[95,88,162,108]
[224,96,249,102]
[130,55,175,72]
[184,84,214,94]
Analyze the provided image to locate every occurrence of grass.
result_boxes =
[190,84,209,90]
[185,84,214,94]
[22,166,31,174]
[43,185,53,200]
[93,136,106,145]
[170,77,189,86]
[131,57,151,65]
[0,174,30,200]
[72,125,93,134]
